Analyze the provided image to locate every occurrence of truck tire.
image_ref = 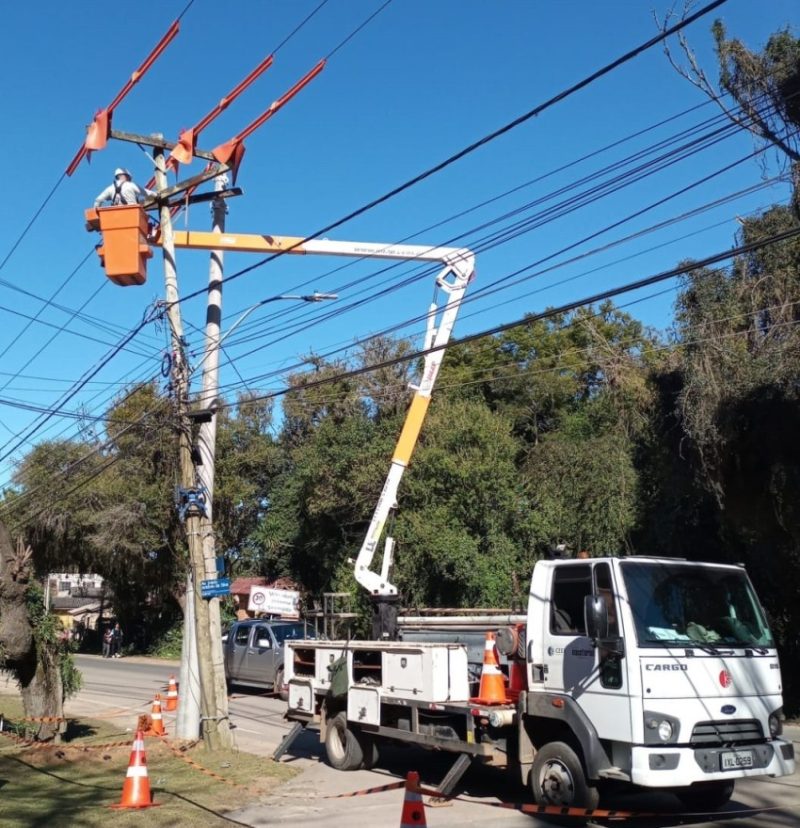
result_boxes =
[274,667,288,702]
[531,741,599,817]
[675,780,734,811]
[355,730,380,770]
[325,712,365,771]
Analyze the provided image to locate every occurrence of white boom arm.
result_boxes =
[162,227,476,597]
[345,246,475,598]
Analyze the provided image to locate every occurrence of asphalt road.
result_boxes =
[4,655,798,827]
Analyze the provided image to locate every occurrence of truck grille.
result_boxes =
[690,719,763,746]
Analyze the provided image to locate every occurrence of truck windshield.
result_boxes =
[620,561,774,649]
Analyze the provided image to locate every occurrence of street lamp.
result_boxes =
[215,291,338,350]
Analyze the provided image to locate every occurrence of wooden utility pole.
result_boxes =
[153,143,231,750]
[195,170,233,741]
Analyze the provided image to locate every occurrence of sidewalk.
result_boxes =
[78,652,180,667]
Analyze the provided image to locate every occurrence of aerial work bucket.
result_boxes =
[85,205,152,286]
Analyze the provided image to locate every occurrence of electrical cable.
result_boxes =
[0,0,768,488]
[196,99,732,348]
[10,284,799,529]
[0,173,66,277]
[216,189,782,395]
[215,141,779,388]
[0,309,159,463]
[204,225,800,410]
[174,0,730,309]
[222,91,789,361]
[325,0,394,60]
[3,123,772,468]
[273,0,331,56]
[201,97,776,362]
[273,303,800,408]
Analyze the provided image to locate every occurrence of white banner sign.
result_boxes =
[248,586,300,618]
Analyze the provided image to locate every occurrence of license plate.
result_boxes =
[720,750,754,770]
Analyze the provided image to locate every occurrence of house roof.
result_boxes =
[67,601,101,616]
[52,596,102,611]
[230,576,301,596]
[230,577,269,595]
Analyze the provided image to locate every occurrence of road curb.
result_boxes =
[76,654,180,667]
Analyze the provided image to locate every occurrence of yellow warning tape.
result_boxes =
[328,776,789,821]
[0,727,134,753]
[326,780,406,798]
[156,736,258,794]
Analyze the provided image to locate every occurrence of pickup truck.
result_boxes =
[223,619,318,699]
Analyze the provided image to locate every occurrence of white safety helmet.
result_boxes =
[114,168,131,180]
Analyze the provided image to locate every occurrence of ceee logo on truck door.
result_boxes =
[719,669,733,688]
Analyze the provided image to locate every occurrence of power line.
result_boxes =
[0,0,395,467]
[216,189,782,395]
[198,92,775,366]
[0,309,158,464]
[208,225,800,409]
[273,0,332,55]
[325,0,394,60]
[10,288,799,531]
[216,140,779,388]
[175,0,730,307]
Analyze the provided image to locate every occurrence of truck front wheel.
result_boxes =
[325,712,365,771]
[531,741,599,814]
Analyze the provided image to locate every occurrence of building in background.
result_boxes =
[46,572,109,640]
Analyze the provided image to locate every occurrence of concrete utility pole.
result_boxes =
[176,570,199,739]
[195,170,233,742]
[153,143,230,750]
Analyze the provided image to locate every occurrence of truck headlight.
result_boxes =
[769,710,783,738]
[644,713,679,744]
[657,720,674,742]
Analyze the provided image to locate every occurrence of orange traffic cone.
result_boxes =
[109,730,159,809]
[165,675,179,712]
[399,771,427,827]
[471,632,509,705]
[146,693,166,736]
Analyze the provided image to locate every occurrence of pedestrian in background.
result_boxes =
[102,627,113,658]
[111,622,124,658]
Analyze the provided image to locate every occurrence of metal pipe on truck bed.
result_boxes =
[398,615,526,627]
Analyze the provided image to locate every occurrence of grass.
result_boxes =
[0,695,296,827]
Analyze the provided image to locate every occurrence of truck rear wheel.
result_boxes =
[325,712,364,771]
[675,780,734,811]
[531,741,599,818]
[356,730,380,769]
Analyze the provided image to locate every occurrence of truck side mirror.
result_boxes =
[584,595,609,641]
[257,638,271,648]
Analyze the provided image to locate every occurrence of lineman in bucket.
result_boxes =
[94,168,156,207]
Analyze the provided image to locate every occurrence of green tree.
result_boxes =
[671,206,800,708]
[394,396,531,608]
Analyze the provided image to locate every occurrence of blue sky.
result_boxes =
[0,0,796,486]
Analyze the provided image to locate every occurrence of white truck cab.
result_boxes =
[527,556,794,805]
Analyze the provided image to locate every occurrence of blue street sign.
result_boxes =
[201,577,231,599]
[215,556,225,574]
